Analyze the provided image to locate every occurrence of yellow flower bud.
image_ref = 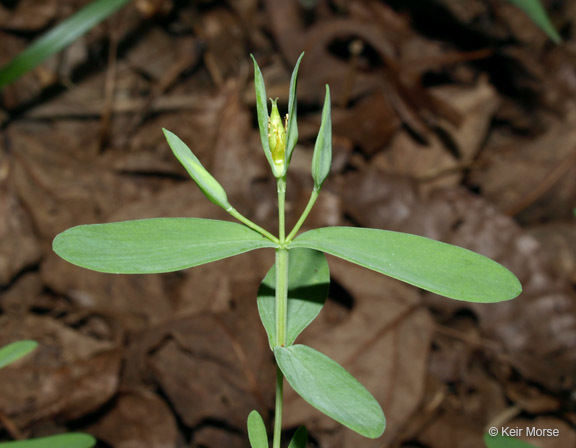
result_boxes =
[268,98,287,170]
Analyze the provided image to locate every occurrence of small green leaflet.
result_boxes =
[0,341,37,370]
[289,227,521,303]
[288,426,308,448]
[257,249,329,349]
[247,410,269,448]
[275,345,385,439]
[483,433,537,448]
[53,218,277,274]
[284,53,305,175]
[163,129,231,210]
[0,433,96,448]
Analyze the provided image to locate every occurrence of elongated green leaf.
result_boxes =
[0,341,37,369]
[284,53,305,172]
[483,433,537,448]
[0,433,96,448]
[53,218,277,274]
[507,0,561,44]
[247,410,269,448]
[0,0,131,89]
[257,249,329,349]
[289,227,521,303]
[251,55,279,177]
[288,426,308,448]
[275,345,385,439]
[311,86,332,190]
[163,129,231,210]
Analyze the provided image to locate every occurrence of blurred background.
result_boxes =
[1,0,575,447]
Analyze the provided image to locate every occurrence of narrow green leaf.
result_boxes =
[163,129,231,210]
[247,410,269,448]
[288,426,308,448]
[275,345,385,439]
[311,86,332,190]
[284,53,305,172]
[507,0,561,43]
[251,55,279,177]
[483,433,537,448]
[0,0,131,89]
[0,341,37,370]
[257,249,329,349]
[0,433,96,448]
[289,227,522,303]
[53,218,277,274]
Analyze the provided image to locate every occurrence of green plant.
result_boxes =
[0,341,96,448]
[52,54,522,447]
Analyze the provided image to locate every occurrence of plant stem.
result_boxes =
[285,188,319,243]
[227,207,280,244]
[273,176,289,448]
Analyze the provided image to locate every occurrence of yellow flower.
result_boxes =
[268,98,287,170]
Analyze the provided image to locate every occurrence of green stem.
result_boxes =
[227,207,279,244]
[273,176,289,448]
[285,188,319,243]
[272,365,284,448]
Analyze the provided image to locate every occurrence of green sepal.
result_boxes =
[283,52,305,176]
[247,410,269,448]
[251,55,282,178]
[289,227,522,303]
[288,426,308,448]
[311,86,332,190]
[257,249,329,349]
[507,0,561,44]
[275,344,385,439]
[0,341,38,370]
[53,218,277,274]
[0,433,96,448]
[163,129,231,210]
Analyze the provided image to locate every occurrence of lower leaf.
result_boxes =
[275,345,385,439]
[247,410,269,448]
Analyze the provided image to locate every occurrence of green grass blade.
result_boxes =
[288,426,308,448]
[507,0,561,43]
[289,227,522,303]
[247,410,269,448]
[53,218,277,274]
[0,341,37,369]
[275,345,385,439]
[257,249,329,349]
[0,433,96,448]
[0,0,132,89]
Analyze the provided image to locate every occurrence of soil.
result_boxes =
[1,1,575,447]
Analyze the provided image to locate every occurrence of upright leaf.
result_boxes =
[163,129,231,210]
[0,0,131,89]
[288,426,308,448]
[289,227,521,303]
[483,433,537,448]
[257,249,329,349]
[53,218,277,274]
[507,0,561,43]
[247,410,269,448]
[0,433,96,448]
[284,53,305,172]
[275,345,385,439]
[311,86,332,190]
[0,341,37,369]
[251,55,280,177]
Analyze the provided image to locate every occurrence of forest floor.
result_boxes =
[1,1,575,447]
